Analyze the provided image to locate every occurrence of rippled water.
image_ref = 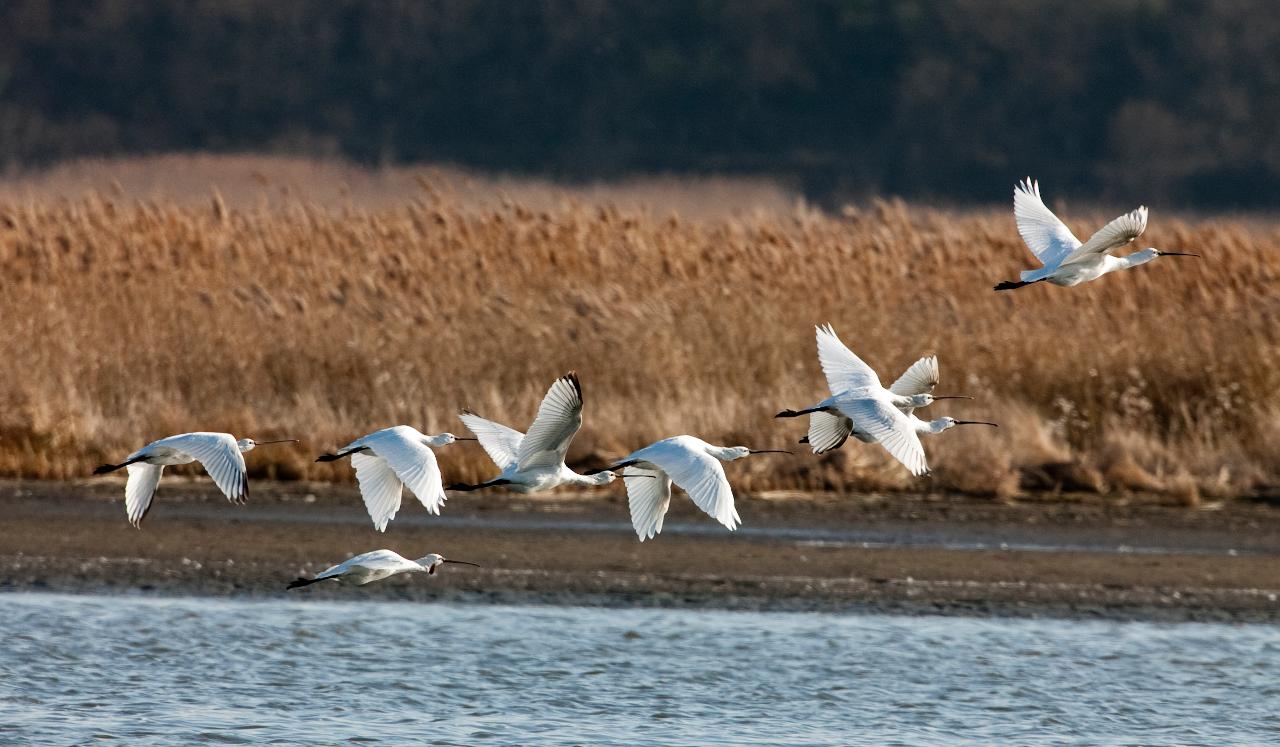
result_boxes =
[2,593,1277,745]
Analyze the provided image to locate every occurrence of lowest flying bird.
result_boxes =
[448,371,620,493]
[995,177,1199,290]
[287,549,480,589]
[587,436,790,541]
[93,432,297,527]
[316,426,473,531]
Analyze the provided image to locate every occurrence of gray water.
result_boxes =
[1,594,1277,745]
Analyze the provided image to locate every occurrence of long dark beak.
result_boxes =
[621,473,657,479]
[954,420,999,427]
[442,559,481,567]
[255,439,299,445]
[749,449,793,455]
[454,437,478,441]
[932,395,973,401]
[1161,251,1200,257]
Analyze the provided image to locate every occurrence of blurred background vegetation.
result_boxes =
[4,0,1280,206]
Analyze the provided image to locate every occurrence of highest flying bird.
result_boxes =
[995,177,1198,290]
[94,432,297,527]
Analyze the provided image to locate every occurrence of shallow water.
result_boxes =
[1,593,1276,745]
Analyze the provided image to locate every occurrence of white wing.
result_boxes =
[622,466,673,541]
[888,355,939,397]
[1060,206,1148,265]
[361,432,447,527]
[1013,177,1081,268]
[815,324,880,396]
[634,439,739,531]
[516,372,584,470]
[124,463,165,527]
[458,411,523,471]
[164,432,248,503]
[806,411,853,454]
[838,396,929,476]
[350,453,405,532]
[318,549,411,579]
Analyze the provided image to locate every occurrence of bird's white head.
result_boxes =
[428,432,476,447]
[909,393,972,408]
[1133,247,1200,265]
[928,417,999,434]
[414,553,481,575]
[591,471,619,486]
[237,437,299,453]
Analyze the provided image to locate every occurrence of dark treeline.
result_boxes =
[3,0,1280,205]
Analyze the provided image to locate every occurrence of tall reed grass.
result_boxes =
[2,157,1276,499]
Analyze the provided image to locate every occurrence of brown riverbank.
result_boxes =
[3,479,1278,622]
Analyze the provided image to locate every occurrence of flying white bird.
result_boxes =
[316,426,473,531]
[776,324,970,459]
[448,372,618,493]
[287,549,480,589]
[93,432,297,527]
[995,177,1199,290]
[586,435,790,541]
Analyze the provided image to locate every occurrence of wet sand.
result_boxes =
[3,479,1279,622]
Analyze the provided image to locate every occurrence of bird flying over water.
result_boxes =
[316,426,472,531]
[287,549,479,589]
[93,432,297,527]
[449,372,618,493]
[776,325,972,469]
[995,177,1199,290]
[588,435,790,541]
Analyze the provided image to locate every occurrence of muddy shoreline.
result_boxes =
[3,479,1279,623]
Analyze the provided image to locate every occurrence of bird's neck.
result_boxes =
[1118,250,1157,270]
[705,445,740,462]
[914,417,947,435]
[572,471,615,487]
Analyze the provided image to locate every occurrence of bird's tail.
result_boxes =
[994,279,1032,291]
[775,407,823,418]
[287,577,324,590]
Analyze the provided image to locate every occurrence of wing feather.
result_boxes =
[622,466,673,541]
[806,411,853,454]
[124,463,164,527]
[165,432,248,504]
[1061,206,1148,265]
[837,396,929,476]
[367,436,447,519]
[636,440,739,531]
[815,324,880,395]
[516,372,584,470]
[458,411,523,471]
[888,355,939,397]
[351,454,405,532]
[1013,177,1081,268]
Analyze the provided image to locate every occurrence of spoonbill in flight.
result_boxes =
[995,177,1198,290]
[316,426,473,531]
[776,324,969,455]
[586,436,790,541]
[287,550,480,589]
[448,372,619,493]
[93,432,297,527]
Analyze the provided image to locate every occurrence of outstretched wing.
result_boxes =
[124,463,165,527]
[889,355,939,397]
[838,396,928,476]
[350,454,405,532]
[459,411,523,471]
[365,434,447,521]
[318,549,407,579]
[637,440,739,531]
[622,466,673,541]
[165,432,248,503]
[1013,177,1082,268]
[516,372,584,470]
[1060,206,1148,265]
[806,411,853,454]
[815,324,880,396]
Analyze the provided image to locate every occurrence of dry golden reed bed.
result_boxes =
[2,156,1277,500]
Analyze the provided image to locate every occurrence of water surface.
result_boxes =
[2,593,1276,745]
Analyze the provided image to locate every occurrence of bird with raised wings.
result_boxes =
[587,436,790,541]
[448,372,618,493]
[316,426,472,531]
[775,325,972,471]
[995,177,1199,290]
[287,549,479,589]
[93,432,297,527]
